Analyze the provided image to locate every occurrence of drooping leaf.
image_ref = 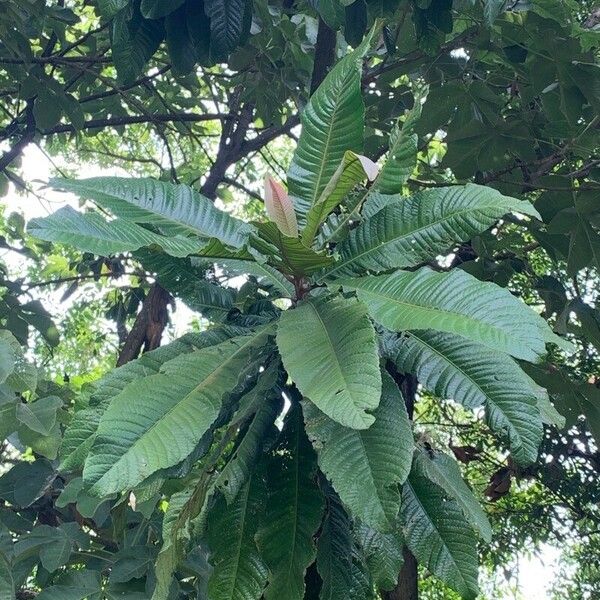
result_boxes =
[316,490,354,600]
[277,295,381,429]
[83,329,272,496]
[302,371,413,531]
[402,463,479,600]
[288,30,376,220]
[393,330,545,464]
[27,206,203,258]
[413,447,492,542]
[60,327,246,473]
[214,380,281,503]
[303,151,378,246]
[338,267,571,362]
[256,409,324,600]
[265,176,299,238]
[165,4,199,75]
[354,522,404,592]
[218,258,295,297]
[0,460,55,508]
[152,482,201,600]
[328,184,541,276]
[372,90,424,194]
[207,476,268,600]
[49,177,252,248]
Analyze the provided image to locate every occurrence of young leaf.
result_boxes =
[302,151,378,245]
[302,371,413,531]
[252,222,333,276]
[393,330,545,465]
[83,329,272,496]
[265,175,299,238]
[277,295,381,429]
[327,184,541,276]
[338,267,572,362]
[256,409,324,600]
[288,29,376,220]
[402,463,479,600]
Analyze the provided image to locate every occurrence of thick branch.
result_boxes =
[116,283,172,366]
[310,18,337,95]
[43,112,226,135]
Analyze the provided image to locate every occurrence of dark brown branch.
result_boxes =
[42,112,226,135]
[310,18,337,95]
[116,283,172,366]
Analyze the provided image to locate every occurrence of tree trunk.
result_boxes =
[385,362,419,600]
[384,547,418,600]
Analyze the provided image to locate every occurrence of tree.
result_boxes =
[0,1,599,599]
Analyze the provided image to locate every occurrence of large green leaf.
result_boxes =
[372,90,423,194]
[60,328,245,473]
[16,396,62,436]
[277,295,381,429]
[256,409,324,600]
[393,330,545,464]
[302,151,377,246]
[83,329,272,496]
[28,206,203,258]
[327,184,541,276]
[402,463,479,600]
[207,476,268,600]
[49,177,252,248]
[338,267,570,362]
[287,31,375,220]
[316,491,354,600]
[302,371,413,531]
[413,447,492,542]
